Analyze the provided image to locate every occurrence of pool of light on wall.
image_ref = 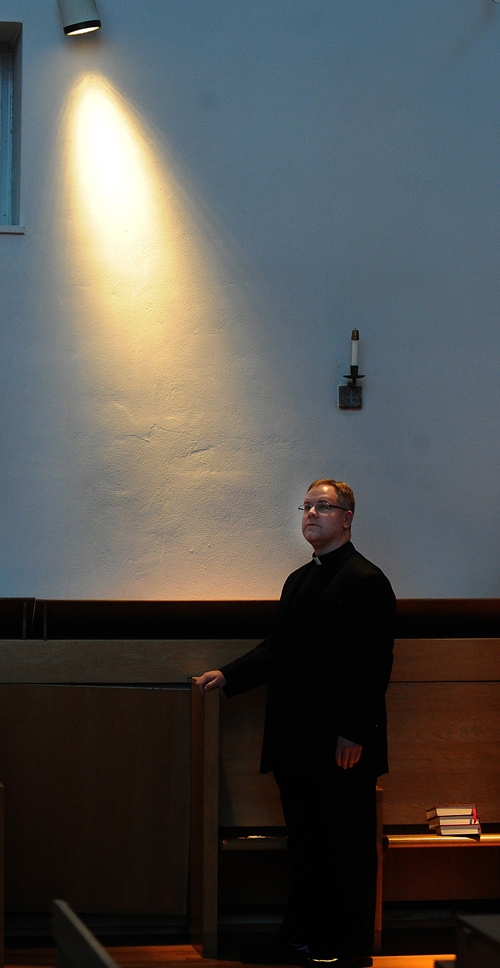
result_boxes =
[62,73,199,347]
[70,75,160,280]
[56,74,264,599]
[60,71,241,412]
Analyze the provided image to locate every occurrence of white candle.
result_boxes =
[351,329,359,367]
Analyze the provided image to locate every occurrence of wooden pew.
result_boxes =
[0,639,229,917]
[51,900,118,968]
[382,637,500,903]
[190,682,384,957]
[384,638,500,824]
[190,634,500,955]
[0,615,497,940]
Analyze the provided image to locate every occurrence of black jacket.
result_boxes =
[221,541,395,778]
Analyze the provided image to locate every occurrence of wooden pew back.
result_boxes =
[384,638,500,824]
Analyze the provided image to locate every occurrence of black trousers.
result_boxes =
[275,768,377,960]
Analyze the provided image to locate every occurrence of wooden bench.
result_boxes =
[190,682,384,957]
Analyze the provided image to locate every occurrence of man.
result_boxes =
[196,479,395,968]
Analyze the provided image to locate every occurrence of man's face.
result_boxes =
[301,483,353,555]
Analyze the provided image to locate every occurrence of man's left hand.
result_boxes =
[335,735,362,769]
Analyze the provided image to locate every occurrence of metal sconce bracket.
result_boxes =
[338,379,363,409]
[338,329,365,409]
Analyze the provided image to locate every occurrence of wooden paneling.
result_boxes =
[0,685,190,913]
[217,641,500,827]
[391,639,500,682]
[395,599,500,638]
[386,639,500,825]
[0,596,499,641]
[384,680,500,824]
[219,686,283,827]
[1,633,499,914]
[383,842,500,901]
[0,600,277,641]
[0,640,258,684]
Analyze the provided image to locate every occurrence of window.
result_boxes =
[0,22,21,229]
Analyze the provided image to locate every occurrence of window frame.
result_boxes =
[0,22,22,230]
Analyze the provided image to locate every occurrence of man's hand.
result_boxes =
[194,670,226,696]
[335,735,362,769]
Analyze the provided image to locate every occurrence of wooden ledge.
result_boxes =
[384,833,500,848]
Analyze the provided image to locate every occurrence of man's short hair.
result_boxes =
[307,479,355,514]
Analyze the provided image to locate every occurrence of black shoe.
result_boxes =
[241,936,311,965]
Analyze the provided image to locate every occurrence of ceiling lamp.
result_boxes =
[58,0,101,36]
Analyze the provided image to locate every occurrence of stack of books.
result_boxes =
[426,804,481,836]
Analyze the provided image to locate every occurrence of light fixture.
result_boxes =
[338,329,365,409]
[58,0,101,36]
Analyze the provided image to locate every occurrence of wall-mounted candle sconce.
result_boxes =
[58,0,101,35]
[338,330,365,409]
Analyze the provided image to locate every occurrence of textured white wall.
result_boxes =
[0,0,499,599]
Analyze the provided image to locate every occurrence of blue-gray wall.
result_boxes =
[0,0,499,598]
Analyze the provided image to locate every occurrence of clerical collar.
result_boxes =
[311,541,353,567]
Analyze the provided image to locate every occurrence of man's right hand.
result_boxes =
[195,670,226,696]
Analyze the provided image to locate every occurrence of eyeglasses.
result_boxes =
[298,502,347,514]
